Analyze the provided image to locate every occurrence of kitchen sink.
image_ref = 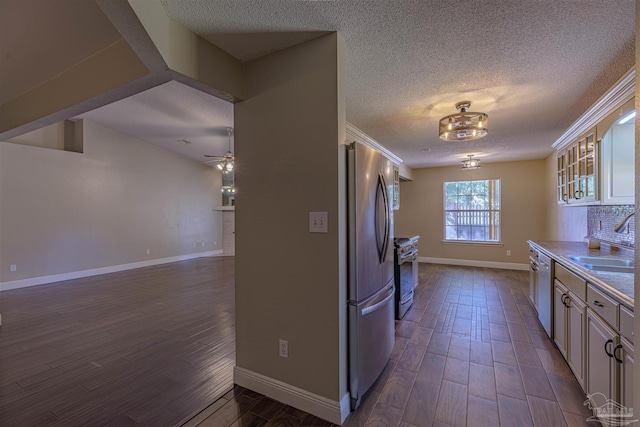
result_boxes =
[569,256,634,273]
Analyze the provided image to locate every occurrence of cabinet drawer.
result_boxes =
[620,305,634,343]
[586,284,619,329]
[556,263,586,300]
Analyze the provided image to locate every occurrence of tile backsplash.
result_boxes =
[587,205,635,248]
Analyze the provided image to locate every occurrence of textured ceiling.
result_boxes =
[159,0,635,168]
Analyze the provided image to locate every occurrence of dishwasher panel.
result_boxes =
[536,252,553,338]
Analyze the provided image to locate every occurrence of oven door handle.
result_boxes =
[400,250,418,262]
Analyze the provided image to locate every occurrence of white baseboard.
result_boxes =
[234,366,351,425]
[0,250,224,292]
[419,256,529,271]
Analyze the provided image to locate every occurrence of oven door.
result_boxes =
[396,250,416,319]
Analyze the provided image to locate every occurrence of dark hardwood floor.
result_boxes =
[0,256,236,426]
[1,259,595,427]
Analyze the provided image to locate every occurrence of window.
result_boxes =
[444,179,500,242]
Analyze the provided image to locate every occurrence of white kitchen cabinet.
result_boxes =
[392,165,400,210]
[601,120,635,205]
[554,280,585,388]
[616,337,634,410]
[557,127,598,205]
[567,293,586,388]
[553,281,568,358]
[586,308,618,401]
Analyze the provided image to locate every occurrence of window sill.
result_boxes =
[441,240,504,247]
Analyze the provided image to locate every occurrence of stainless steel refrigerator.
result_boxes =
[347,141,395,410]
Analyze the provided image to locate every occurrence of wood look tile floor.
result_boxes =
[1,259,596,427]
[0,256,236,426]
[340,264,595,427]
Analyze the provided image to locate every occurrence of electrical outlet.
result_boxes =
[146,249,151,255]
[309,212,328,233]
[506,250,511,257]
[201,242,205,247]
[279,339,289,358]
[10,264,16,272]
[213,241,217,246]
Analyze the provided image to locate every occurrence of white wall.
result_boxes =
[395,159,547,266]
[0,120,222,285]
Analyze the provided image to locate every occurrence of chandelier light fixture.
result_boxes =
[461,154,481,170]
[439,101,488,141]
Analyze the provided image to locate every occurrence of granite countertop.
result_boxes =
[528,240,634,309]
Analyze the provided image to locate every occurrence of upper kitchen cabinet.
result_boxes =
[553,69,635,206]
[600,101,635,205]
[557,127,597,204]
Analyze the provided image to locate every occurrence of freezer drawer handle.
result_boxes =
[361,291,394,316]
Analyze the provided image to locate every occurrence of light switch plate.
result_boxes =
[309,212,328,233]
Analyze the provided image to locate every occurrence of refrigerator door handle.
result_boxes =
[382,174,390,263]
[361,288,394,315]
[375,173,390,264]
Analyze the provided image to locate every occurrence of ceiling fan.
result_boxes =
[203,127,234,173]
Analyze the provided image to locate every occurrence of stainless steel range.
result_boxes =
[393,236,419,319]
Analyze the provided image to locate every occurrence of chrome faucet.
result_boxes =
[613,212,635,233]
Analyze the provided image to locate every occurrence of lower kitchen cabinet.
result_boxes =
[553,281,567,358]
[617,337,634,410]
[554,280,585,388]
[586,308,617,401]
[567,293,586,387]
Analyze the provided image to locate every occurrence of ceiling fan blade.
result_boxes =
[203,154,225,159]
[202,158,224,164]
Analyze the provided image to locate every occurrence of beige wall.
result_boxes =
[0,120,222,283]
[544,152,588,241]
[395,159,547,265]
[234,33,347,401]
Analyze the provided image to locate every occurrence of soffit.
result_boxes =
[0,0,122,105]
[77,81,234,165]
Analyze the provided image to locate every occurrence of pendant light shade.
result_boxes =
[439,101,488,141]
[461,155,481,170]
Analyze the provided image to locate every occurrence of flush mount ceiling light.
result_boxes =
[203,127,234,173]
[439,101,488,141]
[461,154,481,170]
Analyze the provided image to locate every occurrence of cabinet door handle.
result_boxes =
[561,293,569,308]
[562,194,569,203]
[592,300,604,307]
[604,339,614,358]
[613,344,624,364]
